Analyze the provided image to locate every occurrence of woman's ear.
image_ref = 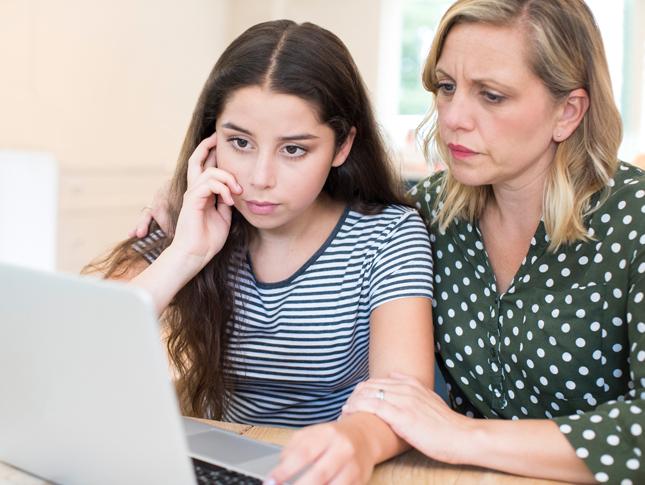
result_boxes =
[553,88,589,142]
[331,127,357,167]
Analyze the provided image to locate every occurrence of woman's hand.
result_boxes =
[266,420,377,485]
[129,179,172,238]
[341,373,476,465]
[168,133,242,272]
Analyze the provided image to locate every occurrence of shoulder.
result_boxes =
[592,162,645,223]
[341,204,430,248]
[346,204,426,232]
[408,171,446,221]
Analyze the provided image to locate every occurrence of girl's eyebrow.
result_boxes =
[221,121,319,141]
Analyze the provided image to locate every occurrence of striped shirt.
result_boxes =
[135,204,434,427]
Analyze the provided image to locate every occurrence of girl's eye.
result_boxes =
[229,137,252,150]
[282,145,307,158]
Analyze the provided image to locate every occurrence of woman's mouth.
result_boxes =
[448,143,478,160]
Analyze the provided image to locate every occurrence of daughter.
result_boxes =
[91,20,434,483]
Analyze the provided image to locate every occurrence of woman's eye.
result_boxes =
[437,82,455,95]
[282,145,307,157]
[482,91,505,103]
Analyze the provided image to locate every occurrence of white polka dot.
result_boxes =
[576,338,586,348]
[611,242,621,253]
[631,423,642,436]
[559,424,572,434]
[595,472,609,483]
[582,429,596,440]
[579,366,589,375]
[600,454,614,466]
[609,408,620,418]
[607,434,620,446]
[626,458,640,470]
[562,352,572,362]
[576,447,589,458]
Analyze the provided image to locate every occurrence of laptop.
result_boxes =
[0,263,282,485]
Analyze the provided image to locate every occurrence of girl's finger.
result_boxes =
[292,445,347,485]
[203,142,218,169]
[184,179,235,209]
[186,134,218,186]
[215,198,233,227]
[269,440,326,485]
[200,167,243,194]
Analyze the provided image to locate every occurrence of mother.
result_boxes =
[343,0,644,483]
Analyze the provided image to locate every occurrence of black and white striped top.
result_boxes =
[135,204,434,427]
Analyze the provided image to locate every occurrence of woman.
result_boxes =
[90,20,435,484]
[342,1,644,484]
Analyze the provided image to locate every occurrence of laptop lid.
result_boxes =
[0,263,197,484]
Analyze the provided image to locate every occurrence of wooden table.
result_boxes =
[0,419,570,484]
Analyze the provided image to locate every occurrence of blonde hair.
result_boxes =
[420,0,622,250]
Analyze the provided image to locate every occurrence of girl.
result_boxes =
[90,20,434,484]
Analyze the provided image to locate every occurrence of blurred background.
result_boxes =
[1,0,644,273]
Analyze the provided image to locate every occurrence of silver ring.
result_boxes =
[377,389,385,401]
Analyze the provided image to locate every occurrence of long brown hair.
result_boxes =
[85,20,406,418]
[419,0,622,250]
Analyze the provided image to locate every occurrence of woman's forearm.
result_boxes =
[462,418,595,483]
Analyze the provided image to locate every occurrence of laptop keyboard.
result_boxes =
[192,458,263,484]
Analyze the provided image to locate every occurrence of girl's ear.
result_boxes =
[331,127,357,168]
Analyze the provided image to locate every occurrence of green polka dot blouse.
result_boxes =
[410,162,644,484]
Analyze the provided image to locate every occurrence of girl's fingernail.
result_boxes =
[263,478,277,485]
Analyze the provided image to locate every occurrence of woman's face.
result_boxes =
[214,86,350,233]
[435,22,562,189]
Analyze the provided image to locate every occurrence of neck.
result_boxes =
[487,162,550,231]
[251,193,343,251]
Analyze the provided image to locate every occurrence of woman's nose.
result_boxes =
[440,91,476,132]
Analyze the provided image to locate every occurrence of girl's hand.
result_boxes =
[129,179,172,238]
[168,133,242,272]
[341,373,476,465]
[266,421,376,485]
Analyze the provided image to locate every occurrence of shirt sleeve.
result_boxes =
[552,200,645,484]
[368,210,434,311]
[131,228,166,264]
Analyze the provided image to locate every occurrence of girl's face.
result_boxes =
[215,86,352,234]
[435,23,562,189]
